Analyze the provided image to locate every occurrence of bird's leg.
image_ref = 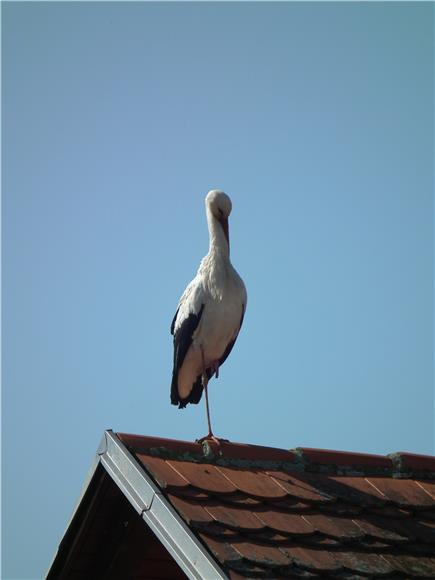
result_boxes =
[196,350,228,446]
[200,346,214,439]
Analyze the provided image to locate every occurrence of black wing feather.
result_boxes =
[170,304,204,407]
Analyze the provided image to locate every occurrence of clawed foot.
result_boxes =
[196,433,229,446]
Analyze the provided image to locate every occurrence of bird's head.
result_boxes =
[205,190,232,247]
[205,190,232,219]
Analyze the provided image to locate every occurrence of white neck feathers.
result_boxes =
[207,207,230,259]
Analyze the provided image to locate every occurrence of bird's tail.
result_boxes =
[171,373,205,408]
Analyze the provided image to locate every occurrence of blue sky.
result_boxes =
[3,2,433,578]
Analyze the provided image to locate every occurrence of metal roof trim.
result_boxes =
[101,430,228,580]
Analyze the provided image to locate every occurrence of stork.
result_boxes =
[170,190,247,441]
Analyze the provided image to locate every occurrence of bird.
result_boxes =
[170,190,247,441]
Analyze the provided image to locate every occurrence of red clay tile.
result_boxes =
[368,505,412,519]
[204,504,265,531]
[417,480,435,501]
[255,510,314,536]
[169,487,210,501]
[220,493,263,507]
[231,541,290,567]
[196,522,240,539]
[119,433,202,456]
[215,465,287,499]
[203,439,298,463]
[335,551,394,575]
[383,555,435,578]
[166,461,237,494]
[331,476,386,500]
[302,536,341,548]
[118,433,435,578]
[268,498,312,513]
[137,455,189,489]
[297,447,392,469]
[300,474,384,507]
[392,452,435,473]
[353,516,409,543]
[282,546,340,573]
[267,472,333,503]
[198,534,242,565]
[245,529,296,544]
[364,514,435,544]
[167,494,213,526]
[366,477,435,508]
[318,501,362,516]
[303,514,364,539]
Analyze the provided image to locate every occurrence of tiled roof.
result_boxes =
[119,433,435,579]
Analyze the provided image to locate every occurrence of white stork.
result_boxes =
[170,190,247,440]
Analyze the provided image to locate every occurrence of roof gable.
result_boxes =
[48,431,435,579]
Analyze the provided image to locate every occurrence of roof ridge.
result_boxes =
[117,433,435,479]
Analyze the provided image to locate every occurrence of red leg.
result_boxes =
[201,347,214,438]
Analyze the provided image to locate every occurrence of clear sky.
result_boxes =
[2,2,433,579]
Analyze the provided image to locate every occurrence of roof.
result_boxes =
[48,431,435,579]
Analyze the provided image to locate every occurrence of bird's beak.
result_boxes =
[219,216,230,248]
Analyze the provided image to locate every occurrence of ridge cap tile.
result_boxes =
[119,433,435,478]
[389,452,435,474]
[295,447,392,470]
[118,432,298,464]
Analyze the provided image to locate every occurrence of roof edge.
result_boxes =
[101,430,228,580]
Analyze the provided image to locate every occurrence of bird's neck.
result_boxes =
[207,208,230,260]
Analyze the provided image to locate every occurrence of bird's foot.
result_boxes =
[196,433,229,446]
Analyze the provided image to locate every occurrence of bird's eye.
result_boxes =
[218,208,224,216]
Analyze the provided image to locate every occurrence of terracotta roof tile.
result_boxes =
[166,460,237,494]
[266,472,334,503]
[205,503,265,532]
[303,513,364,540]
[353,515,409,543]
[261,511,314,536]
[231,540,290,567]
[166,494,213,526]
[119,433,435,578]
[281,546,339,573]
[136,454,189,489]
[366,477,435,508]
[336,551,394,576]
[418,480,435,500]
[216,465,288,499]
[383,554,435,577]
